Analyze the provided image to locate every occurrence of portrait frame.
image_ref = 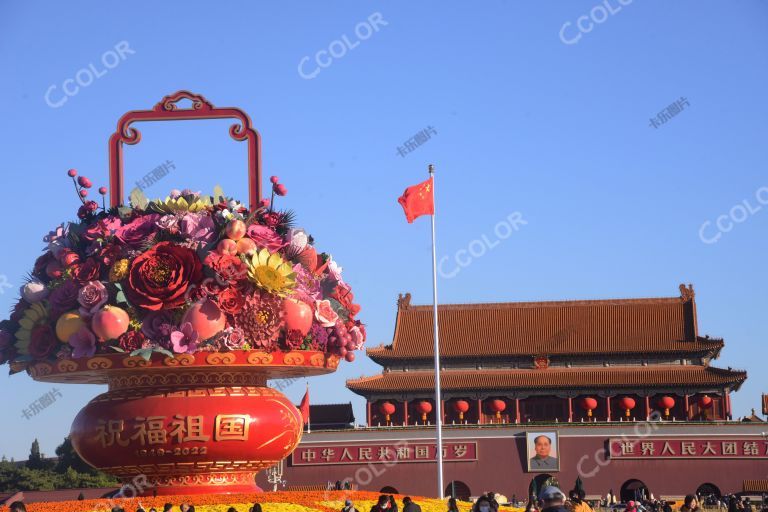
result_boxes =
[526,431,560,472]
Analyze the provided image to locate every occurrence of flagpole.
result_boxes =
[306,381,311,434]
[428,163,445,498]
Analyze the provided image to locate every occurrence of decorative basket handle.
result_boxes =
[108,90,262,210]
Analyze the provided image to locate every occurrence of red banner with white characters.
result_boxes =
[609,438,768,459]
[292,441,477,465]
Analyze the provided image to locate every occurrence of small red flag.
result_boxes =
[299,387,310,425]
[398,177,434,223]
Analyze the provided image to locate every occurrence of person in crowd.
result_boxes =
[163,504,173,512]
[526,494,539,512]
[447,498,460,512]
[342,499,358,512]
[486,492,499,512]
[388,495,399,512]
[681,495,699,512]
[539,486,568,512]
[626,501,638,512]
[473,496,493,512]
[371,495,391,512]
[8,502,26,512]
[568,489,593,512]
[403,497,422,512]
[403,496,421,512]
[251,501,263,512]
[744,498,754,512]
[148,508,157,512]
[226,508,238,512]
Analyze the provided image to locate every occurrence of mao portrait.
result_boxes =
[526,431,560,472]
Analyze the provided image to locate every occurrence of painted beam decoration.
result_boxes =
[292,441,478,465]
[609,438,768,459]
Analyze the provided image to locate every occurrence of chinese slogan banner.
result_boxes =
[610,438,768,459]
[293,442,477,466]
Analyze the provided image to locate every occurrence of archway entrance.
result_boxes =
[445,481,471,500]
[529,474,560,501]
[697,483,722,502]
[380,486,399,494]
[621,479,650,502]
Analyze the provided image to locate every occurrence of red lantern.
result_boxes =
[580,397,598,417]
[453,399,470,421]
[657,396,675,416]
[379,401,396,423]
[698,395,713,409]
[488,399,506,419]
[619,397,636,417]
[416,400,433,422]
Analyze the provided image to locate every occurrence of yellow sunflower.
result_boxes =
[247,248,296,296]
[15,302,49,354]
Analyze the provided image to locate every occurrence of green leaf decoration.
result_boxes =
[108,346,126,353]
[328,298,350,322]
[129,188,149,210]
[153,347,174,358]
[130,348,153,361]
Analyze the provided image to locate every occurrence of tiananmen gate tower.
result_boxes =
[262,284,766,499]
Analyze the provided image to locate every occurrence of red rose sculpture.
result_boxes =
[125,242,203,311]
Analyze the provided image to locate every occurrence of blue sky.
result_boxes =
[0,1,767,460]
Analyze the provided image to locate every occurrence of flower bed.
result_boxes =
[15,490,519,512]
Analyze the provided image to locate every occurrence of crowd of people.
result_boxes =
[5,502,264,512]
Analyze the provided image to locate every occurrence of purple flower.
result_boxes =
[69,326,97,358]
[181,213,216,245]
[170,322,199,354]
[141,310,176,341]
[292,263,322,303]
[77,281,108,318]
[309,323,328,351]
[114,214,160,248]
[169,189,182,199]
[49,280,79,318]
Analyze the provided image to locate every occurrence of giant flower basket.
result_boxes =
[0,92,364,496]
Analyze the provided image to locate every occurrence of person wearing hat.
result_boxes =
[342,499,358,512]
[539,486,568,512]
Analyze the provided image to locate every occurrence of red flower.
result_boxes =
[125,242,203,311]
[118,330,146,352]
[29,325,59,359]
[72,257,101,283]
[332,283,361,319]
[204,252,248,284]
[217,287,245,315]
[32,252,55,282]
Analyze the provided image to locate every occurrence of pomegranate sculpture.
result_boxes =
[0,92,365,495]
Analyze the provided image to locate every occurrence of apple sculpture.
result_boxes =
[0,92,365,496]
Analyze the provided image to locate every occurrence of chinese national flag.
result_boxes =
[398,177,434,223]
[298,387,310,425]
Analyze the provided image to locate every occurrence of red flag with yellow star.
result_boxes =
[398,177,434,223]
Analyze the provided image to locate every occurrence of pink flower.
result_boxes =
[246,224,285,252]
[115,214,160,248]
[156,214,180,234]
[314,299,339,327]
[349,325,365,350]
[222,327,246,350]
[69,326,97,358]
[77,281,109,317]
[181,213,216,245]
[170,322,199,354]
[82,216,122,242]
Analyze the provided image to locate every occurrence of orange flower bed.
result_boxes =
[19,490,423,512]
